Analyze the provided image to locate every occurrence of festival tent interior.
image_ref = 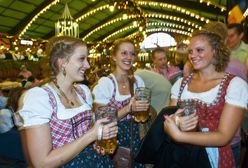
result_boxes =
[0,0,248,166]
[0,0,247,83]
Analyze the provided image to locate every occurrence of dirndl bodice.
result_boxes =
[43,86,92,149]
[178,73,235,168]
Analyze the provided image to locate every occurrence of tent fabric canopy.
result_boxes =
[0,0,227,42]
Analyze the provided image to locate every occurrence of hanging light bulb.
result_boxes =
[55,3,79,37]
[109,5,114,12]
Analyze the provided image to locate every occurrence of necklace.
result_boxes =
[53,81,75,107]
[122,84,127,89]
[116,74,129,89]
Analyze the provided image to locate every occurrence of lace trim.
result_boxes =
[178,73,230,107]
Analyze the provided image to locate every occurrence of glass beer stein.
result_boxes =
[177,99,197,116]
[133,87,151,123]
[95,106,117,154]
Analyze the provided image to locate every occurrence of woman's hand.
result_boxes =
[129,97,149,112]
[130,97,150,122]
[101,121,118,140]
[91,118,109,141]
[163,115,182,141]
[178,111,198,131]
[170,108,198,131]
[92,118,118,155]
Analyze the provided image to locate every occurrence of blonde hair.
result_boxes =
[191,30,230,72]
[46,36,86,77]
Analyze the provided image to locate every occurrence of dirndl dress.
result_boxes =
[107,76,144,168]
[177,73,235,168]
[43,86,114,168]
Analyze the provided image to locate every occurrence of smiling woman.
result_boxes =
[15,36,118,168]
[161,30,248,168]
[93,39,151,168]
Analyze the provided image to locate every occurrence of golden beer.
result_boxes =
[95,106,118,154]
[133,110,150,123]
[96,137,117,154]
[134,87,151,123]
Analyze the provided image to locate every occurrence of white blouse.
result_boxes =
[93,74,145,104]
[171,76,248,109]
[17,83,92,127]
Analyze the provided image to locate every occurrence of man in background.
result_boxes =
[227,23,248,68]
[151,48,181,83]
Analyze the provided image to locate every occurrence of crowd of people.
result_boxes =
[0,22,247,168]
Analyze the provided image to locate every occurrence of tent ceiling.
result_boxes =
[0,0,227,42]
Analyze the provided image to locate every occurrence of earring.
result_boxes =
[62,67,66,76]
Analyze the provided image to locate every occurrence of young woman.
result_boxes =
[93,39,149,168]
[16,36,117,167]
[164,30,248,168]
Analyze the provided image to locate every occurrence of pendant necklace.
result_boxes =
[119,74,128,89]
[121,83,127,89]
[53,81,75,107]
[118,79,128,89]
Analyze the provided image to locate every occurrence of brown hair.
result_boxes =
[202,21,228,40]
[228,23,244,35]
[191,30,230,72]
[46,36,86,77]
[151,47,166,60]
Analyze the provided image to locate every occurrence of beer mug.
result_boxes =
[95,106,117,154]
[133,87,151,123]
[177,99,197,117]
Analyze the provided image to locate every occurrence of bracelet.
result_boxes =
[175,116,180,127]
[97,124,103,140]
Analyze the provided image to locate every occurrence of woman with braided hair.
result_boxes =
[16,36,117,167]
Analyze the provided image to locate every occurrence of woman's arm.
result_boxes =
[21,124,95,167]
[164,103,245,146]
[21,118,116,168]
[169,98,177,106]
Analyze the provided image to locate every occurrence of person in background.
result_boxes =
[93,39,149,168]
[134,69,171,114]
[151,47,181,82]
[164,30,248,168]
[227,23,248,68]
[0,49,6,59]
[0,87,27,167]
[0,90,7,110]
[16,36,117,167]
[175,42,188,71]
[18,65,32,80]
